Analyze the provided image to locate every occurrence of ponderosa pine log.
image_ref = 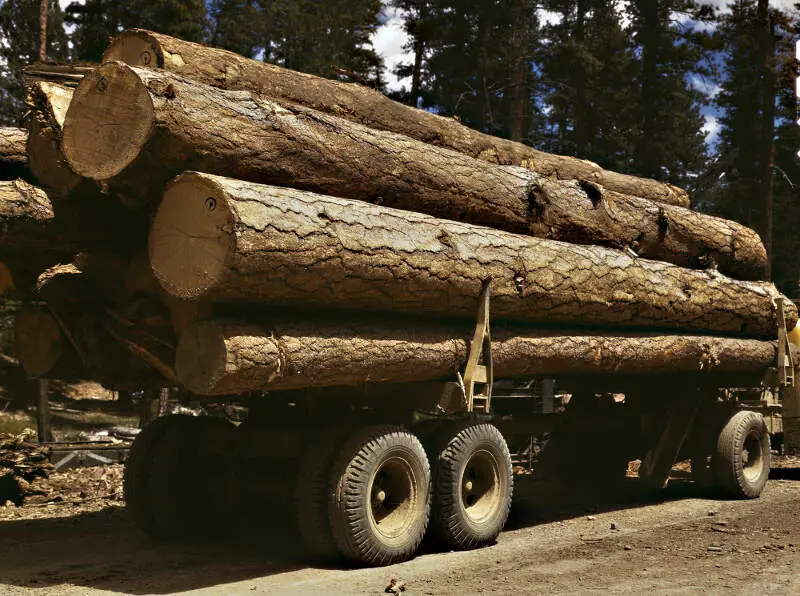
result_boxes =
[26,82,82,195]
[103,29,689,208]
[0,127,28,180]
[177,318,780,396]
[150,173,793,339]
[14,306,83,379]
[62,64,762,278]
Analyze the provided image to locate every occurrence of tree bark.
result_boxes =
[177,318,781,396]
[64,64,761,278]
[0,127,29,180]
[39,0,47,63]
[150,172,792,338]
[26,82,82,195]
[102,29,690,207]
[14,306,82,379]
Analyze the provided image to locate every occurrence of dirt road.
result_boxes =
[3,469,800,595]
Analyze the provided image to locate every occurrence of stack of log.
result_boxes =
[2,28,795,399]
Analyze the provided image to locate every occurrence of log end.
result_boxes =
[103,30,165,70]
[14,307,63,377]
[62,62,154,181]
[176,320,280,396]
[150,172,234,299]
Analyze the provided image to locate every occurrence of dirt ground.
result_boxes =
[2,461,800,595]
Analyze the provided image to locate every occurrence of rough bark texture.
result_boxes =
[0,128,29,180]
[26,82,82,195]
[177,318,780,395]
[64,64,760,278]
[0,179,147,257]
[103,29,689,207]
[14,306,83,379]
[150,173,793,339]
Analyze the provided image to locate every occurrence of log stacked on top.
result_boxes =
[5,29,795,396]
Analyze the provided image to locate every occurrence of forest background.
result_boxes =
[0,0,798,295]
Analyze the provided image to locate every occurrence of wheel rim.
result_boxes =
[460,449,501,523]
[742,431,765,483]
[368,456,418,539]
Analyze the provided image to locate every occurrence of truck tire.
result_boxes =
[124,414,182,537]
[125,414,233,540]
[428,423,513,550]
[328,425,431,566]
[294,424,352,560]
[714,410,770,499]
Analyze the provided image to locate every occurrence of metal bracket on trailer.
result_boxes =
[776,297,795,388]
[456,280,493,414]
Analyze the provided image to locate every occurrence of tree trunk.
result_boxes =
[758,0,775,279]
[26,82,82,195]
[150,172,792,338]
[102,29,689,207]
[64,64,762,278]
[39,0,47,63]
[0,127,29,180]
[177,318,781,396]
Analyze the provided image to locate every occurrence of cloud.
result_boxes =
[372,6,411,92]
[702,114,721,147]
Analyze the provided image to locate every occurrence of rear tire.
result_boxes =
[294,423,351,560]
[328,425,431,566]
[714,411,770,499]
[124,415,234,540]
[428,423,513,550]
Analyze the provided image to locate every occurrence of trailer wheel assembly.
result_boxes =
[714,410,770,498]
[294,424,352,560]
[124,414,234,540]
[428,423,513,550]
[328,425,431,566]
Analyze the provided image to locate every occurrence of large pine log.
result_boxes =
[103,29,689,208]
[0,127,28,180]
[150,172,793,338]
[63,63,763,279]
[177,318,779,396]
[26,82,82,195]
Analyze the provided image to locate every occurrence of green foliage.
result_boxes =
[626,0,709,187]
[539,1,638,171]
[65,0,125,62]
[0,0,69,125]
[210,0,260,58]
[257,0,385,86]
[118,0,208,43]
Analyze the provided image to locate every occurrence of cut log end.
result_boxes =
[150,172,234,299]
[62,61,155,181]
[103,29,165,70]
[14,307,63,377]
[176,321,281,395]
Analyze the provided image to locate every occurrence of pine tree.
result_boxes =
[392,0,432,106]
[0,0,68,125]
[259,0,384,86]
[712,1,798,291]
[412,0,540,141]
[539,1,638,170]
[65,0,124,62]
[626,0,709,187]
[118,0,208,43]
[209,0,260,59]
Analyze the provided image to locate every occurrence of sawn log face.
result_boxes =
[64,64,763,279]
[150,172,793,339]
[104,29,689,207]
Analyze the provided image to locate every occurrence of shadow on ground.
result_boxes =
[0,467,796,594]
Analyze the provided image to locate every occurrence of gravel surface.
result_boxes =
[2,461,800,594]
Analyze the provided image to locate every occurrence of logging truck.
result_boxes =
[122,282,798,567]
[12,30,796,570]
